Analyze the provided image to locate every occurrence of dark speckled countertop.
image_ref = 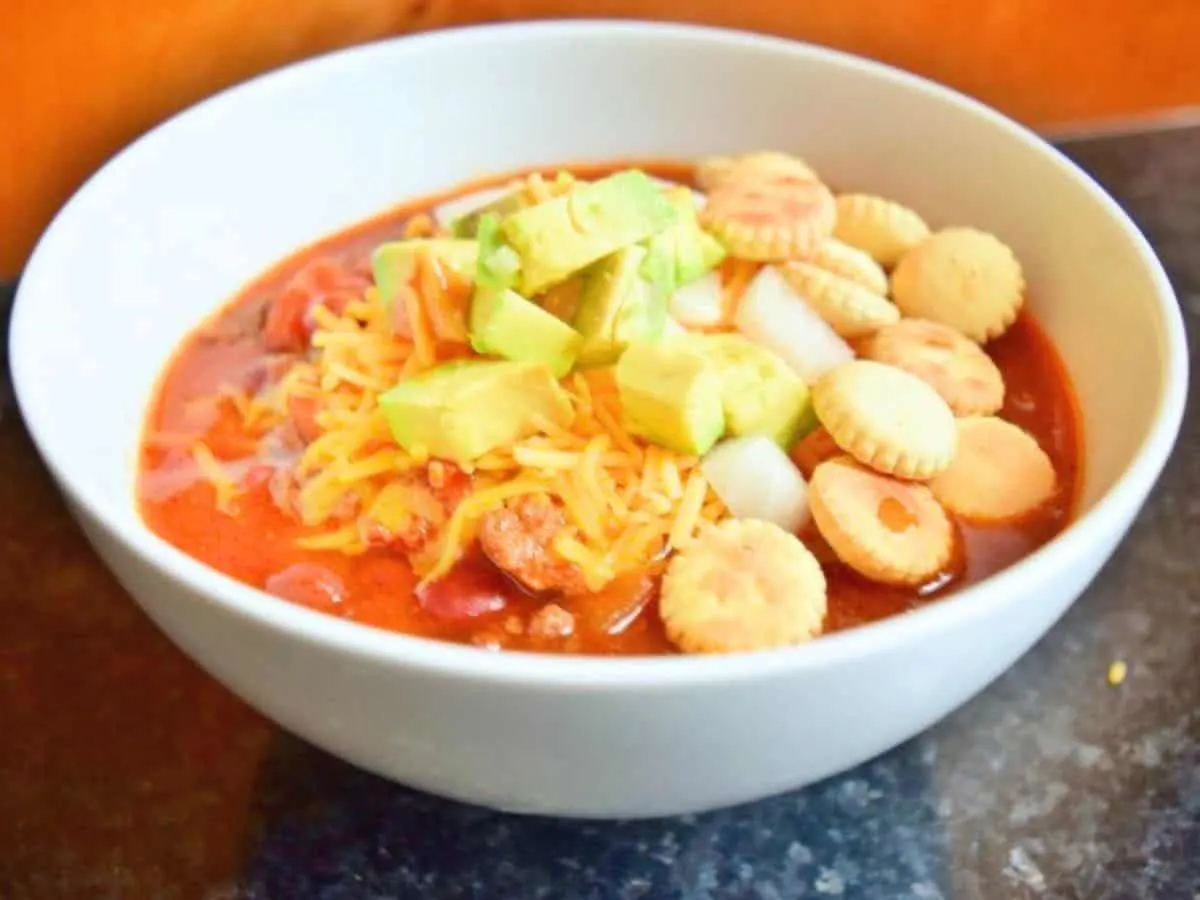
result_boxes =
[1,126,1197,900]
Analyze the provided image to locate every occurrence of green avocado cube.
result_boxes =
[691,333,816,447]
[474,213,523,291]
[468,285,583,377]
[450,189,528,239]
[502,170,679,295]
[640,187,727,294]
[616,340,726,455]
[372,239,478,310]
[451,172,581,238]
[573,246,668,367]
[379,360,573,464]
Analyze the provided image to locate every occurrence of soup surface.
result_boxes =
[139,156,1081,656]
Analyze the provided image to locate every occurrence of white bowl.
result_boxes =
[11,21,1187,818]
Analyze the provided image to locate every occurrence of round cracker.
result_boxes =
[805,238,890,295]
[661,518,827,653]
[781,261,900,338]
[833,194,931,267]
[702,174,836,262]
[890,227,1025,343]
[928,416,1057,522]
[809,456,954,586]
[861,318,1005,416]
[695,151,820,191]
[812,359,957,480]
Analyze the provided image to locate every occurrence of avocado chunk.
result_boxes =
[502,170,679,295]
[450,172,583,238]
[616,339,726,455]
[640,187,727,294]
[474,214,523,291]
[379,360,573,464]
[573,246,668,367]
[691,333,816,448]
[372,239,478,310]
[450,189,527,239]
[468,286,583,377]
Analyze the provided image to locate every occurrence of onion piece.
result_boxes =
[734,265,854,383]
[701,435,812,533]
[432,185,511,232]
[668,271,725,329]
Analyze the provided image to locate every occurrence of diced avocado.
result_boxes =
[379,360,573,464]
[468,286,583,377]
[502,170,679,295]
[451,189,528,239]
[372,239,479,309]
[451,172,583,238]
[616,340,725,455]
[691,334,816,448]
[474,214,523,291]
[573,246,668,367]
[640,187,727,294]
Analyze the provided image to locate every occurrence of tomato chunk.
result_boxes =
[262,285,313,353]
[262,258,372,352]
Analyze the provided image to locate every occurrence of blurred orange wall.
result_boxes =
[2,0,1198,278]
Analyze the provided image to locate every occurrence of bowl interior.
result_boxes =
[12,24,1179,622]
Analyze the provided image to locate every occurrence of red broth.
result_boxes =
[138,162,1083,655]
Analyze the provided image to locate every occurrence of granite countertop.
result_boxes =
[0,127,1196,900]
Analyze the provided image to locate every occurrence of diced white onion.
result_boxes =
[734,265,854,383]
[701,436,812,533]
[432,185,511,231]
[668,271,724,328]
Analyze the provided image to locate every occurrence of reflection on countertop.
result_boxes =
[0,127,1197,900]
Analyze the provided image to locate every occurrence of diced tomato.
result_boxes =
[262,285,313,352]
[415,555,512,622]
[262,258,372,353]
[264,563,346,613]
[305,257,353,292]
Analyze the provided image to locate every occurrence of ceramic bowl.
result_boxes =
[11,21,1187,818]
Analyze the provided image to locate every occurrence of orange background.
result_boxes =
[2,0,1198,279]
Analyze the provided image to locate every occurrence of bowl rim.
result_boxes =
[10,19,1189,688]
